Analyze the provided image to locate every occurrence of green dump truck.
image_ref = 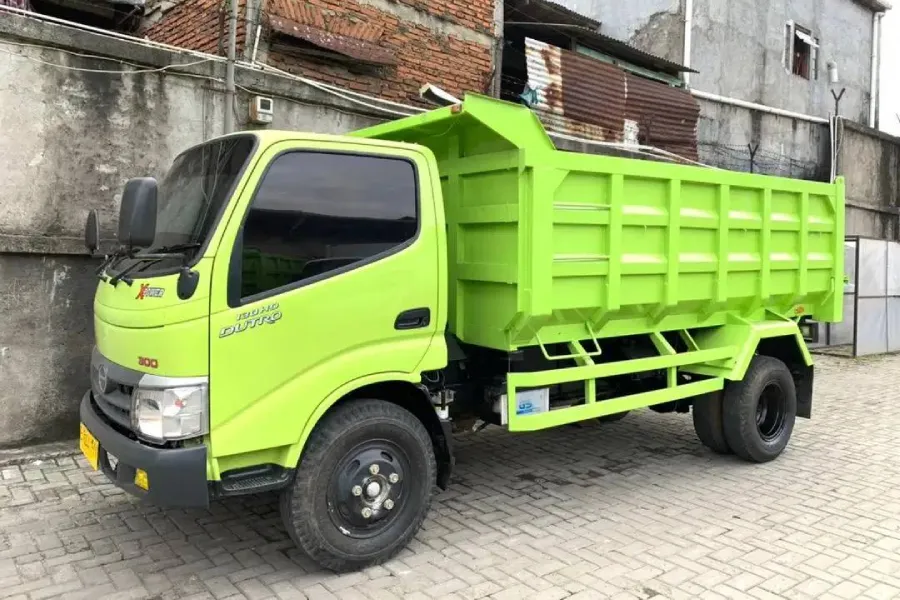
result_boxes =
[79,95,844,572]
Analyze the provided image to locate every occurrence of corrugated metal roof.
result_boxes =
[505,0,601,31]
[524,37,699,158]
[511,22,694,76]
[268,16,396,66]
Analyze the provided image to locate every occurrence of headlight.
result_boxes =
[132,384,208,441]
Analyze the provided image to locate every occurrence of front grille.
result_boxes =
[91,360,135,432]
[94,389,132,430]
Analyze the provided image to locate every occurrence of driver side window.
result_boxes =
[237,151,419,301]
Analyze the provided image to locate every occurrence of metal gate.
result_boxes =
[809,236,900,357]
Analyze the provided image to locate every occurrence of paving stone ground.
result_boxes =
[2,353,900,600]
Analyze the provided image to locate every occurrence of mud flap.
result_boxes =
[795,365,813,419]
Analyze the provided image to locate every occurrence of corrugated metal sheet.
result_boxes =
[625,73,700,160]
[505,0,601,30]
[525,38,625,142]
[524,37,699,159]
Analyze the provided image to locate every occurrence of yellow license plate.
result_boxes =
[79,423,99,471]
[134,469,149,491]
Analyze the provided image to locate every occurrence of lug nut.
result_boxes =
[351,485,362,497]
[361,507,373,519]
[369,464,380,475]
[384,499,394,510]
[389,473,400,484]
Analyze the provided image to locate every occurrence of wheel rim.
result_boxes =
[756,382,787,442]
[326,439,408,539]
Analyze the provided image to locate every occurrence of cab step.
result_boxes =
[217,465,293,497]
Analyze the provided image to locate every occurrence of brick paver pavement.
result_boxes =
[1,354,900,600]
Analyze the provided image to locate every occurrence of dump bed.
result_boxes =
[355,95,844,353]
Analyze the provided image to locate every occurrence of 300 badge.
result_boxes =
[138,356,159,369]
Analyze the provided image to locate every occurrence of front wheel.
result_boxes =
[722,356,797,463]
[280,399,436,572]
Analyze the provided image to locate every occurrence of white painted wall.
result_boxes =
[880,9,900,135]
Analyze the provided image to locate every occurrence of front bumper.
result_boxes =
[80,391,209,508]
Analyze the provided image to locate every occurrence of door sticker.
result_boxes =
[219,303,282,338]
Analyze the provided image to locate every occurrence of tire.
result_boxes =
[692,391,731,454]
[598,410,629,423]
[280,399,436,572]
[722,356,797,463]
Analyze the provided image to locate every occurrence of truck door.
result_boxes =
[207,140,442,459]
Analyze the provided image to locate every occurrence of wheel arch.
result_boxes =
[687,320,813,418]
[288,375,453,489]
[754,334,813,419]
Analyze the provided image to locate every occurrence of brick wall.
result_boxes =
[144,0,496,107]
[145,0,248,56]
[380,0,494,35]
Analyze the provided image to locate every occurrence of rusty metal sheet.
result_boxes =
[625,72,700,160]
[269,16,396,66]
[524,37,699,160]
[525,37,625,142]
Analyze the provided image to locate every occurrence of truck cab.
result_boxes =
[81,130,452,571]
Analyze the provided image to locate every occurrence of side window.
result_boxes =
[238,151,418,300]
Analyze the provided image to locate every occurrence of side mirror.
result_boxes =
[84,209,100,255]
[118,177,158,249]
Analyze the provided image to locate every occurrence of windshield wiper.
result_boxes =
[108,257,165,287]
[96,247,133,281]
[106,243,202,287]
[147,242,202,255]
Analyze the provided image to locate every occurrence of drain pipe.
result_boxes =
[869,11,884,128]
[682,0,693,87]
[692,90,829,124]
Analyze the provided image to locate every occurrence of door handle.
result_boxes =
[394,308,431,330]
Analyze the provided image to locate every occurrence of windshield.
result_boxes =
[121,135,256,273]
[153,135,256,251]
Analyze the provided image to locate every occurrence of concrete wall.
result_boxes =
[696,99,830,181]
[692,0,874,124]
[554,0,682,63]
[560,0,877,123]
[0,12,382,447]
[838,121,900,239]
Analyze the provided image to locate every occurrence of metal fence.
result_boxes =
[809,236,900,357]
[698,141,826,182]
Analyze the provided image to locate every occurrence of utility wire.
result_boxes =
[0,44,215,74]
[0,4,418,118]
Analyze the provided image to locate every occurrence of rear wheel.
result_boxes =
[722,356,796,463]
[280,399,436,572]
[692,391,731,454]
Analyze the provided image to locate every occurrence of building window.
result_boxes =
[237,152,418,299]
[784,21,819,80]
